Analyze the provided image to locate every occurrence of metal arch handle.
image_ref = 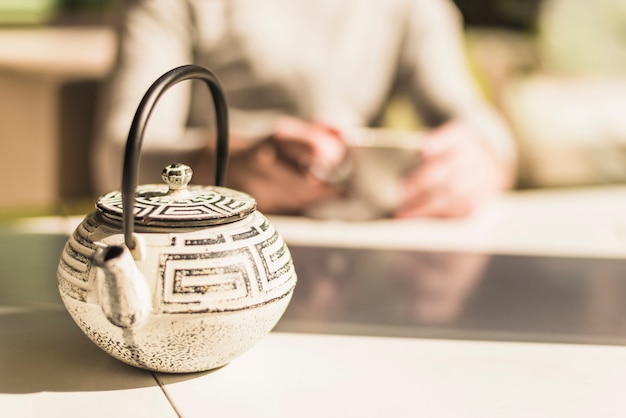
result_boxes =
[121,65,229,249]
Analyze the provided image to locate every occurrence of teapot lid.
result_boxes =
[96,163,256,227]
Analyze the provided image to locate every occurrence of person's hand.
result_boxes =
[394,121,513,218]
[223,116,347,215]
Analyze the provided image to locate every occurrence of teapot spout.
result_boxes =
[93,245,151,329]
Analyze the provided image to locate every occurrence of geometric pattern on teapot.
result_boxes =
[157,217,296,313]
[57,211,296,314]
[57,215,99,303]
[96,185,256,225]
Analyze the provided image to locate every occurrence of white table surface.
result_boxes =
[3,186,626,417]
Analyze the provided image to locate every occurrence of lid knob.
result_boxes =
[162,163,193,192]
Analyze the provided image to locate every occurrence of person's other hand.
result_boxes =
[394,121,513,218]
[224,116,347,214]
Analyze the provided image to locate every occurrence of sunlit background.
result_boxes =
[1,0,625,218]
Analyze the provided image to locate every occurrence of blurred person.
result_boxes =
[94,0,516,218]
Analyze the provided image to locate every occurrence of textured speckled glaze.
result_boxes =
[58,208,296,373]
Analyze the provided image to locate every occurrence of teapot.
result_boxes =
[57,65,297,373]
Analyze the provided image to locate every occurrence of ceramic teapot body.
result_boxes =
[57,65,297,373]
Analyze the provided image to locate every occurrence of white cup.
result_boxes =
[306,128,422,220]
